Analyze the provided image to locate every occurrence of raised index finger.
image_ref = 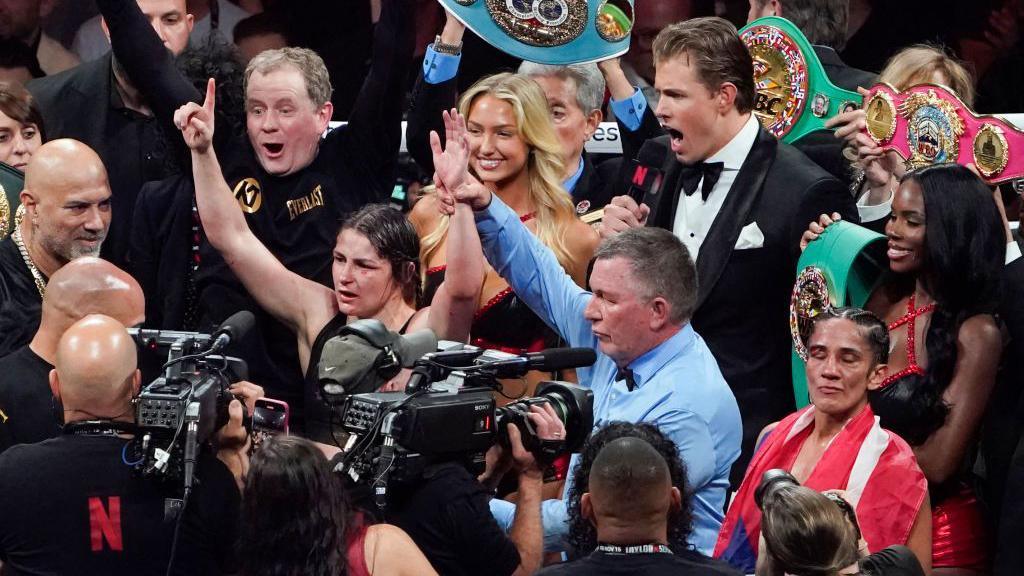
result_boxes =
[203,77,216,115]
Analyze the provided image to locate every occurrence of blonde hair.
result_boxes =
[879,45,975,106]
[420,73,577,271]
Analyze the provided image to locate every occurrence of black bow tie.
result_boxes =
[680,161,725,201]
[616,368,637,392]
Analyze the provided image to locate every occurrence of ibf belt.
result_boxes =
[740,16,860,143]
[790,221,887,409]
[863,82,1024,183]
[437,0,633,64]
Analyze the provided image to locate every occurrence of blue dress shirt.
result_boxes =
[422,44,461,84]
[609,87,648,133]
[477,195,742,554]
[563,156,585,196]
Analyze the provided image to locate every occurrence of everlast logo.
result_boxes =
[755,92,784,115]
[287,185,325,220]
[233,178,262,213]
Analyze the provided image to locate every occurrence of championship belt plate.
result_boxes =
[791,221,887,408]
[740,16,861,143]
[0,162,25,239]
[436,0,633,64]
[863,82,1024,184]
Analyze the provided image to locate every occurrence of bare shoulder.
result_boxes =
[958,314,1001,351]
[409,193,442,236]
[365,523,438,576]
[566,217,600,258]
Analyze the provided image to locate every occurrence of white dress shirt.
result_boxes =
[673,114,761,257]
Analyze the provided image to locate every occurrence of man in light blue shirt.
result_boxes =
[452,183,742,555]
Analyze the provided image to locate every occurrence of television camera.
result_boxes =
[318,320,597,511]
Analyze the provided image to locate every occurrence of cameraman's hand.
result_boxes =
[509,404,565,478]
[228,380,264,415]
[216,398,251,493]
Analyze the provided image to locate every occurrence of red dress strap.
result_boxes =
[346,519,372,576]
[879,294,936,389]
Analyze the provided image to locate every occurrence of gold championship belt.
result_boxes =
[0,162,25,239]
[863,82,1024,183]
[740,16,861,143]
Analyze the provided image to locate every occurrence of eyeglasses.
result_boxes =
[823,492,862,541]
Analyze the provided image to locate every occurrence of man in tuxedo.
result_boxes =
[747,0,876,186]
[601,17,858,483]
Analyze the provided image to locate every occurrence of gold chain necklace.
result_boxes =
[11,226,46,298]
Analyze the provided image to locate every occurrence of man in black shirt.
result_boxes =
[538,436,739,576]
[0,314,240,575]
[26,0,195,270]
[99,0,412,420]
[0,139,112,357]
[0,257,145,454]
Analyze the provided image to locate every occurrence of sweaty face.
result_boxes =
[531,74,595,177]
[583,257,654,366]
[332,229,402,319]
[466,95,530,187]
[746,0,775,24]
[805,318,880,419]
[246,66,332,176]
[0,109,41,171]
[885,180,926,274]
[135,0,193,56]
[31,175,112,263]
[0,0,41,42]
[654,55,725,164]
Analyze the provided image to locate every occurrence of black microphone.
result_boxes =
[484,347,597,378]
[209,311,255,353]
[626,140,668,221]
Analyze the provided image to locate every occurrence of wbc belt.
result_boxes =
[740,16,860,143]
[863,83,1024,184]
[437,0,633,65]
[790,221,887,408]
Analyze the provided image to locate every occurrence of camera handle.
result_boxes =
[182,402,201,492]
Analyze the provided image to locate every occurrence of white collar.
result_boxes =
[706,114,760,171]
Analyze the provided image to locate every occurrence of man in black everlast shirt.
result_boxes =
[0,139,112,357]
[98,0,413,426]
[0,257,145,455]
[0,314,240,575]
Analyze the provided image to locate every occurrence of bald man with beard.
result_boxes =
[0,138,112,357]
[0,257,142,453]
[0,315,240,575]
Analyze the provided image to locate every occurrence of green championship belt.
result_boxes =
[0,162,24,239]
[740,16,861,143]
[790,221,888,408]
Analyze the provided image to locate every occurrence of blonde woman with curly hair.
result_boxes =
[411,73,599,388]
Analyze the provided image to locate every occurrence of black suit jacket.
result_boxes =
[793,46,878,187]
[643,126,859,479]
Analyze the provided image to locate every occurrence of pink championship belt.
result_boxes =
[863,83,1024,184]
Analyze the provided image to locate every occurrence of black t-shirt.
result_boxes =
[536,548,742,576]
[0,434,239,575]
[860,545,925,576]
[386,463,521,576]
[0,346,59,454]
[0,237,43,358]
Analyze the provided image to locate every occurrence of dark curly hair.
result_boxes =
[339,204,423,308]
[566,421,693,554]
[869,164,1004,445]
[239,436,354,576]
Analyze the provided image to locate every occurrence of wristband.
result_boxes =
[433,35,463,55]
[740,16,861,143]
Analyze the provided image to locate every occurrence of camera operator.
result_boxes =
[385,403,564,576]
[757,475,925,576]
[0,314,241,575]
